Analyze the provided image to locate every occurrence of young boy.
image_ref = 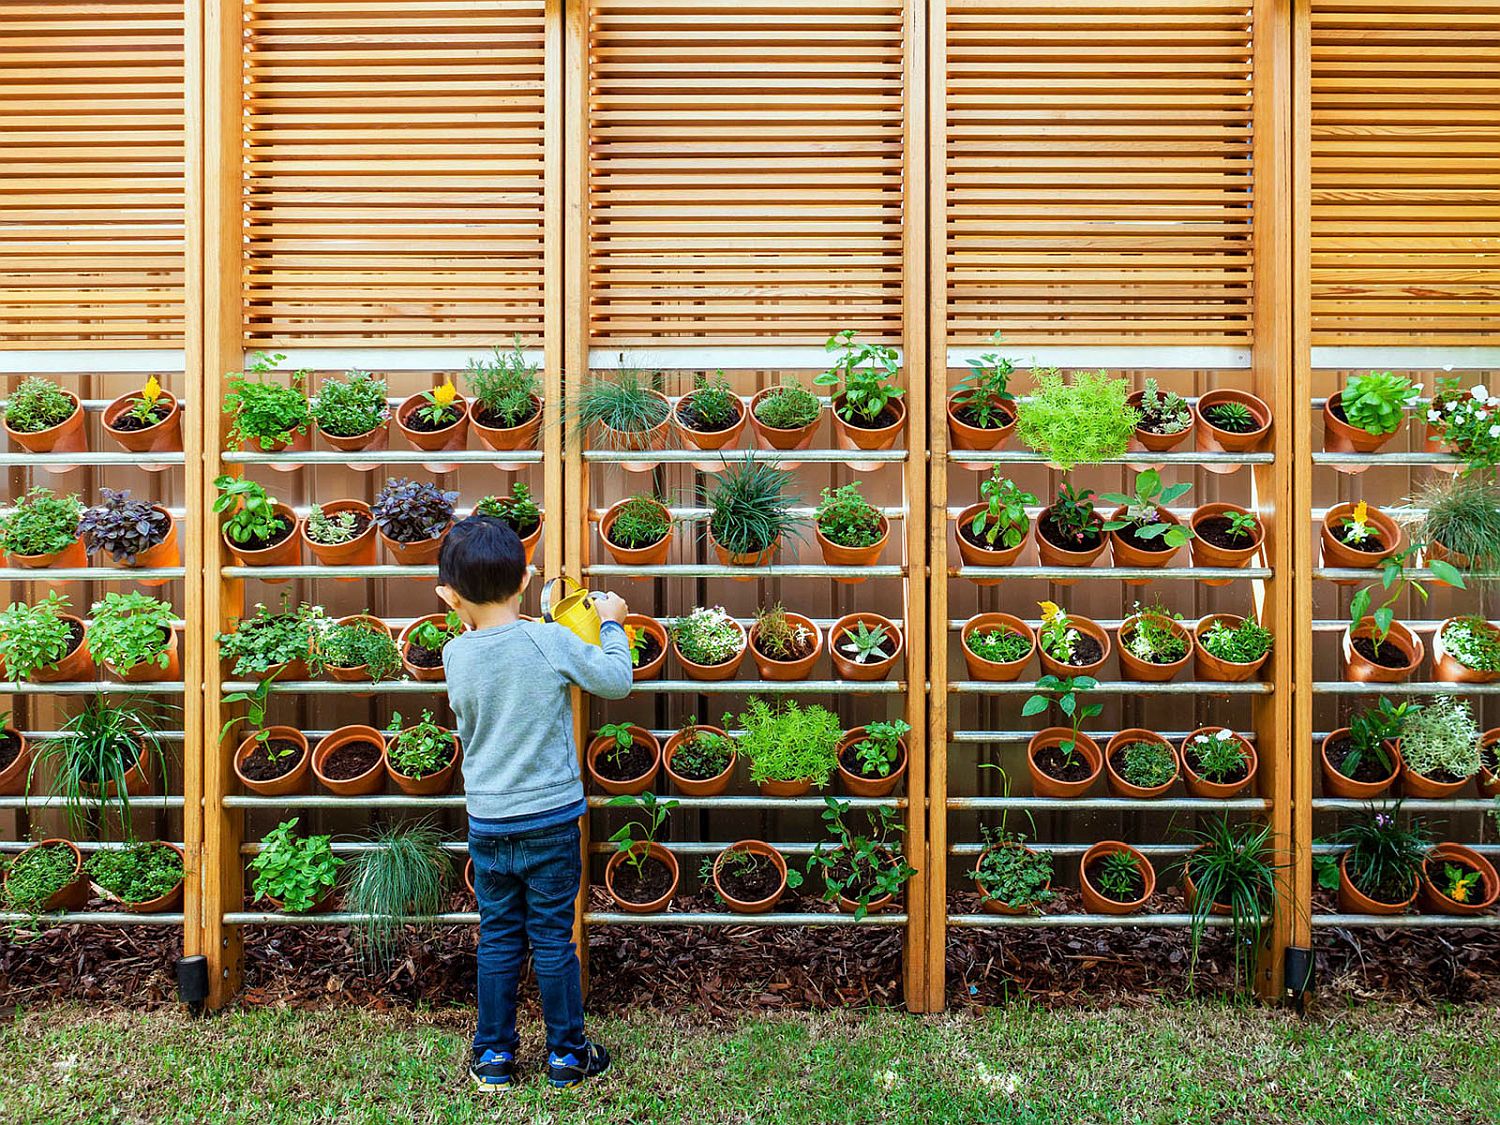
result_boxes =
[435,515,632,1092]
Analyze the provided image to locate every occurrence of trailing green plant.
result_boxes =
[1118,739,1176,789]
[1439,615,1500,672]
[309,370,389,437]
[1023,674,1101,761]
[1094,850,1145,901]
[732,697,842,787]
[605,494,670,549]
[802,799,915,919]
[304,504,360,545]
[951,331,1016,429]
[1122,603,1188,665]
[412,379,462,428]
[1185,729,1248,782]
[1336,697,1412,779]
[28,696,173,836]
[409,610,463,655]
[343,820,450,966]
[249,818,343,913]
[0,591,76,681]
[606,791,678,876]
[223,353,311,451]
[974,823,1054,911]
[814,482,884,548]
[965,624,1031,665]
[212,475,288,547]
[668,721,734,779]
[85,842,182,905]
[833,619,893,668]
[594,721,641,774]
[217,599,324,678]
[1398,695,1481,781]
[474,481,541,537]
[569,369,668,443]
[3,377,76,433]
[385,710,456,779]
[1415,474,1500,574]
[0,487,81,558]
[671,606,742,666]
[77,488,172,564]
[1101,469,1194,550]
[1316,803,1429,904]
[679,372,740,429]
[850,720,909,779]
[372,478,458,544]
[464,336,540,427]
[1043,482,1101,548]
[1427,376,1500,474]
[1340,371,1419,436]
[967,472,1035,550]
[1135,379,1190,434]
[1348,543,1464,657]
[815,329,903,425]
[1016,368,1138,468]
[88,591,175,673]
[1,842,77,912]
[753,381,821,430]
[319,617,400,681]
[704,456,802,555]
[1177,817,1284,992]
[1200,617,1274,664]
[752,603,815,661]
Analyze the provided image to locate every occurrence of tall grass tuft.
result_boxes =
[1176,816,1285,993]
[1417,475,1500,576]
[343,820,451,967]
[704,456,803,555]
[30,696,174,837]
[568,370,669,444]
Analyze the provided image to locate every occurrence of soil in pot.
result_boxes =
[1194,517,1258,551]
[239,739,305,783]
[717,850,782,902]
[402,408,461,434]
[473,399,539,431]
[109,403,172,431]
[50,620,87,670]
[1427,857,1490,909]
[1324,734,1394,785]
[670,733,731,781]
[839,403,902,431]
[1086,856,1146,904]
[1033,744,1094,784]
[610,854,675,905]
[306,510,372,546]
[404,637,448,670]
[1350,636,1411,669]
[752,631,816,664]
[1330,524,1389,553]
[231,515,296,554]
[957,518,1022,554]
[677,396,741,433]
[1112,520,1173,555]
[593,743,656,784]
[838,740,903,782]
[633,629,664,671]
[1202,407,1260,434]
[1037,512,1103,553]
[1182,745,1249,787]
[951,401,1014,431]
[320,740,383,781]
[0,730,20,774]
[1046,634,1104,670]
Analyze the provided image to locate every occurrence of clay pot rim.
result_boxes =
[1080,841,1157,910]
[395,390,469,434]
[828,612,904,651]
[663,726,737,788]
[748,612,824,663]
[470,393,543,433]
[831,392,906,433]
[604,842,680,910]
[813,516,891,554]
[1194,389,1272,439]
[711,840,788,910]
[672,390,745,430]
[302,499,376,546]
[1420,844,1500,911]
[385,733,460,783]
[102,389,179,434]
[1339,852,1419,911]
[973,840,1050,910]
[1119,612,1193,659]
[586,725,662,786]
[600,497,674,551]
[312,725,389,785]
[1179,728,1258,788]
[670,618,748,669]
[747,386,822,433]
[232,726,310,785]
[1318,728,1401,787]
[946,389,1016,428]
[1188,502,1265,547]
[1104,730,1180,794]
[961,612,1037,668]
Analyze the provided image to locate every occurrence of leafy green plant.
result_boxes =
[1122,604,1187,665]
[606,495,671,549]
[704,456,802,555]
[212,476,287,546]
[343,820,450,965]
[223,353,311,451]
[1340,371,1419,436]
[1178,817,1284,992]
[1185,729,1248,782]
[319,618,400,681]
[679,373,739,430]
[1223,510,1260,543]
[751,603,815,661]
[1043,483,1101,549]
[1439,615,1500,672]
[606,791,678,877]
[409,611,463,655]
[815,329,903,425]
[0,591,76,681]
[753,382,821,430]
[814,482,884,548]
[569,369,668,443]
[1118,740,1176,789]
[85,842,182,905]
[1,842,77,912]
[385,710,456,779]
[304,504,360,545]
[29,696,173,836]
[412,380,462,428]
[833,620,893,668]
[1348,543,1463,657]
[668,722,734,779]
[671,606,742,666]
[803,799,915,920]
[217,599,325,678]
[1416,474,1500,574]
[0,487,81,557]
[1094,850,1145,901]
[309,370,389,437]
[1336,697,1412,779]
[77,488,172,564]
[732,698,842,787]
[1023,674,1100,763]
[372,478,458,544]
[465,336,540,428]
[1399,695,1481,781]
[966,624,1031,665]
[974,823,1054,910]
[1320,804,1429,904]
[1016,368,1138,468]
[967,472,1035,549]
[851,720,909,779]
[951,331,1015,429]
[474,482,541,537]
[1201,617,1274,664]
[249,818,343,913]
[3,377,76,433]
[594,721,640,774]
[88,592,175,673]
[1428,377,1500,474]
[1135,379,1190,434]
[1101,470,1194,550]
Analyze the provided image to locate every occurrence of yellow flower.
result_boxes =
[1038,600,1061,622]
[431,380,457,407]
[1352,500,1368,525]
[1451,879,1471,903]
[141,375,162,405]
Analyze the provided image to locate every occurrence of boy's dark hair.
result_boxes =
[438,516,527,604]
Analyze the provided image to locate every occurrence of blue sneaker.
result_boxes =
[548,1041,611,1089]
[470,1049,515,1092]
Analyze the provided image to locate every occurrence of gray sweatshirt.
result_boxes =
[443,618,632,822]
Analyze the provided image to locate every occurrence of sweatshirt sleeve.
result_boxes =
[537,619,633,700]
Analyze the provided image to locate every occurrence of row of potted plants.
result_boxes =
[232,712,459,798]
[1319,484,1500,579]
[1323,371,1500,480]
[0,591,182,684]
[1315,804,1498,917]
[0,837,185,915]
[0,486,179,575]
[1,376,182,460]
[1320,694,1500,800]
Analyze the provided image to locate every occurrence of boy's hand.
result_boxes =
[595,591,628,624]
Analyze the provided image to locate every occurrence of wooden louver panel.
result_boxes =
[0,1,186,348]
[242,0,547,345]
[1310,1,1500,346]
[944,1,1255,347]
[586,0,908,344]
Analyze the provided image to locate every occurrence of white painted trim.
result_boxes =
[947,346,1252,370]
[248,347,544,372]
[0,350,185,374]
[586,346,841,370]
[1312,347,1500,371]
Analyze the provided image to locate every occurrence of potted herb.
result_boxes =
[1481,726,1500,798]
[671,605,746,681]
[1116,603,1191,683]
[1324,371,1419,460]
[1320,500,1402,575]
[31,697,171,830]
[398,609,464,682]
[1034,482,1108,576]
[1104,730,1179,799]
[213,475,299,573]
[956,471,1036,579]
[814,329,906,451]
[312,723,389,796]
[828,613,904,682]
[1194,614,1273,682]
[1320,697,1408,799]
[1015,368,1137,469]
[1398,695,1481,798]
[1024,674,1103,798]
[343,821,450,964]
[1419,842,1499,917]
[217,599,323,680]
[223,353,312,462]
[384,710,460,796]
[1424,376,1500,474]
[704,456,801,567]
[706,840,789,914]
[234,721,311,797]
[1416,475,1500,575]
[1179,727,1258,799]
[1079,841,1156,915]
[1100,469,1194,578]
[396,378,469,463]
[2,839,88,913]
[89,591,178,683]
[803,800,915,917]
[624,613,668,681]
[748,602,821,681]
[319,615,400,684]
[570,369,671,472]
[748,380,822,450]
[835,719,910,798]
[1035,601,1110,678]
[812,482,888,579]
[78,488,179,580]
[972,823,1054,915]
[1188,503,1263,583]
[1322,805,1427,915]
[1177,818,1283,990]
[603,792,680,913]
[672,372,745,460]
[0,486,84,569]
[586,721,660,796]
[372,477,459,564]
[662,720,736,797]
[960,612,1035,682]
[734,697,842,797]
[1193,388,1272,470]
[599,493,674,567]
[250,818,342,914]
[465,338,543,454]
[1342,615,1423,683]
[0,712,30,798]
[102,375,182,461]
[2,377,85,458]
[1127,379,1192,453]
[0,591,90,682]
[474,482,544,565]
[302,499,378,569]
[309,370,390,461]
[947,333,1016,453]
[1433,615,1500,683]
[86,841,185,914]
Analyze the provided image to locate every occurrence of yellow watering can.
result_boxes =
[539,575,605,646]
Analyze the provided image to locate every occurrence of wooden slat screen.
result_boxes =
[1309,1,1500,346]
[943,1,1256,347]
[585,0,909,344]
[241,0,548,345]
[0,1,186,347]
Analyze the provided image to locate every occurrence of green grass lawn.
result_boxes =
[1,1002,1495,1124]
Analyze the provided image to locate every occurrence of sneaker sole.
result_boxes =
[471,1074,515,1094]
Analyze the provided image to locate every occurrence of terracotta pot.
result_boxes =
[585,725,661,796]
[604,842,680,914]
[106,510,179,586]
[1424,419,1459,472]
[1104,729,1179,798]
[1338,853,1417,915]
[672,393,746,470]
[1319,729,1400,799]
[1342,618,1423,683]
[396,390,470,454]
[398,614,456,682]
[1107,505,1185,581]
[1188,502,1263,586]
[264,884,337,915]
[814,517,889,585]
[1398,751,1472,799]
[973,841,1049,915]
[471,393,543,468]
[312,725,388,796]
[222,502,301,579]
[318,416,391,470]
[83,736,155,799]
[827,612,903,682]
[0,728,31,797]
[256,425,313,471]
[102,390,182,470]
[107,624,181,684]
[303,499,378,574]
[1431,617,1500,684]
[955,503,1028,585]
[599,498,674,567]
[673,620,747,681]
[1033,515,1109,585]
[1193,614,1272,682]
[626,614,668,681]
[960,612,1035,682]
[463,858,476,897]
[3,839,89,912]
[758,776,813,799]
[710,533,778,570]
[830,393,905,456]
[663,724,736,797]
[384,729,461,796]
[1026,728,1102,798]
[1180,847,1236,917]
[1116,613,1192,682]
[1079,841,1156,915]
[1126,389,1192,454]
[748,387,820,450]
[946,391,1016,458]
[1323,391,1400,467]
[378,521,451,567]
[1420,843,1500,916]
[711,840,788,914]
[749,612,822,681]
[1319,502,1402,581]
[1037,614,1110,679]
[8,535,88,570]
[593,389,672,473]
[233,727,311,797]
[100,841,185,914]
[1179,728,1259,798]
[322,615,393,685]
[5,391,87,462]
[227,657,309,685]
[24,615,92,683]
[835,728,907,798]
[1479,729,1500,798]
[1193,389,1272,473]
[832,848,901,914]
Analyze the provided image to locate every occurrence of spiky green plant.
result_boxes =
[1177,817,1284,993]
[1416,475,1500,575]
[28,696,175,836]
[343,820,450,966]
[568,369,669,444]
[703,456,803,556]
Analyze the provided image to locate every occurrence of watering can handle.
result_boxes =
[539,575,583,623]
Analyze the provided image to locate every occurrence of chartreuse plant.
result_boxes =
[465,336,540,427]
[815,329,903,425]
[319,617,400,681]
[223,352,311,451]
[309,370,388,437]
[802,799,916,919]
[753,381,821,430]
[1336,696,1412,779]
[344,820,449,966]
[0,487,81,558]
[78,488,172,564]
[213,475,287,546]
[1101,470,1194,549]
[88,591,174,673]
[1178,817,1284,992]
[29,696,173,836]
[1399,695,1481,782]
[250,818,343,914]
[569,369,668,443]
[0,591,76,681]
[1417,475,1500,574]
[1440,615,1500,673]
[1016,368,1137,468]
[4,377,76,433]
[968,472,1035,549]
[814,482,884,548]
[85,842,182,905]
[704,456,802,555]
[851,720,910,779]
[1023,674,1101,762]
[952,330,1016,428]
[732,697,842,787]
[475,482,541,537]
[1341,371,1419,436]
[606,791,678,876]
[385,711,456,779]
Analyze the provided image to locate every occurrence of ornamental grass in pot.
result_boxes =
[707,840,788,914]
[474,482,543,565]
[1415,474,1500,578]
[812,482,888,581]
[704,456,801,567]
[250,818,342,914]
[312,724,388,796]
[828,613,903,681]
[223,355,313,466]
[961,613,1035,682]
[2,377,86,462]
[814,330,906,456]
[310,370,391,464]
[1177,817,1284,992]
[1193,388,1271,471]
[735,697,841,798]
[1127,379,1192,454]
[672,373,745,466]
[1188,503,1263,584]
[89,591,179,683]
[1079,841,1155,915]
[465,339,543,462]
[384,710,460,796]
[319,615,400,685]
[342,821,450,966]
[801,801,915,917]
[1323,372,1419,464]
[956,471,1035,582]
[947,340,1017,458]
[30,697,171,833]
[599,494,674,567]
[663,720,736,797]
[1320,501,1402,578]
[1179,727,1258,799]
[1033,482,1108,580]
[395,379,469,461]
[373,477,458,565]
[570,369,671,472]
[1024,674,1102,798]
[1321,805,1427,915]
[1320,697,1408,799]
[303,500,379,571]
[1101,470,1194,581]
[586,722,661,797]
[399,610,463,682]
[1420,842,1499,916]
[2,839,88,913]
[213,476,299,577]
[1193,614,1273,682]
[87,841,184,914]
[1397,695,1481,798]
[973,824,1054,915]
[78,488,179,582]
[1116,604,1191,683]
[234,724,311,797]
[671,605,746,681]
[748,602,821,681]
[0,716,30,798]
[1015,368,1137,471]
[603,792,680,913]
[624,614,668,681]
[1431,615,1500,684]
[748,381,821,451]
[0,486,86,568]
[0,591,91,683]
[1342,616,1423,683]
[835,720,910,798]
[1035,602,1110,678]
[103,376,181,466]
[1104,730,1179,799]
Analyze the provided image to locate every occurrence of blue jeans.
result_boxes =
[469,821,586,1059]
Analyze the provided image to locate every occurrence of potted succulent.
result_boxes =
[1180,727,1258,798]
[1322,805,1427,915]
[946,334,1017,455]
[1320,697,1409,799]
[586,721,661,796]
[704,456,801,567]
[1015,368,1137,470]
[1188,503,1263,584]
[0,591,90,682]
[311,723,388,796]
[217,599,323,680]
[827,613,903,682]
[1127,379,1192,453]
[102,375,182,464]
[961,613,1035,682]
[734,697,841,798]
[813,482,888,581]
[465,338,543,458]
[1397,695,1481,798]
[309,369,391,462]
[1420,842,1499,917]
[249,818,343,914]
[671,605,746,680]
[395,377,469,458]
[1323,371,1419,462]
[604,792,680,913]
[223,354,313,464]
[319,615,400,684]
[86,841,185,914]
[1,839,89,913]
[1320,500,1401,577]
[1194,614,1273,682]
[1177,817,1283,991]
[599,494,674,567]
[1116,603,1191,682]
[1342,615,1423,683]
[1416,475,1500,576]
[302,500,379,570]
[570,369,671,472]
[972,823,1054,915]
[1194,388,1272,470]
[1101,470,1194,580]
[748,602,821,681]
[662,719,737,797]
[213,475,299,575]
[78,488,179,581]
[0,486,85,568]
[234,724,311,797]
[372,477,458,565]
[1024,674,1102,798]
[343,821,450,965]
[384,710,460,796]
[748,380,822,450]
[707,840,789,914]
[802,800,915,917]
[835,719,909,798]
[1079,841,1156,915]
[1104,730,1178,799]
[89,591,179,683]
[672,373,745,464]
[956,471,1036,581]
[2,377,86,460]
[1033,482,1108,579]
[474,482,543,565]
[1035,601,1110,678]
[398,610,463,682]
[624,614,668,681]
[814,329,906,452]
[0,714,30,798]
[1432,615,1500,683]
[30,698,170,831]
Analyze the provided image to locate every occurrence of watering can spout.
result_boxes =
[539,574,604,646]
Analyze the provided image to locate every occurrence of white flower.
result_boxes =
[1428,409,1441,422]
[1447,400,1459,412]
[1488,425,1499,438]
[1472,384,1489,401]
[1478,411,1489,422]
[1195,734,1209,744]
